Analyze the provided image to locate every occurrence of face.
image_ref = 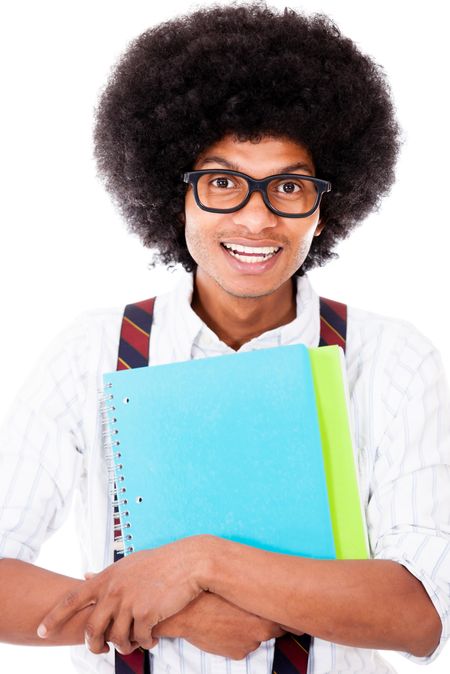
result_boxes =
[183,134,324,300]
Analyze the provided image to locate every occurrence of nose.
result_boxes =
[231,189,278,232]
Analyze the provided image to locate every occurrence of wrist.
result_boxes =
[153,610,186,639]
[191,534,221,593]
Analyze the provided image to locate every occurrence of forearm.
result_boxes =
[200,536,441,657]
[153,591,288,640]
[0,558,93,646]
[153,590,286,659]
[152,593,203,639]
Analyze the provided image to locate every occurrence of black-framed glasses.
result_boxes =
[182,169,331,218]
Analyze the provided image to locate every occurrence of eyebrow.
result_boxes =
[197,156,314,175]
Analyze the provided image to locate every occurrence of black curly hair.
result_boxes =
[94,1,401,274]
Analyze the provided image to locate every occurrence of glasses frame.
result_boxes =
[182,169,332,218]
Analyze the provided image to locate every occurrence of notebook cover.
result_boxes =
[103,344,336,559]
[309,346,369,559]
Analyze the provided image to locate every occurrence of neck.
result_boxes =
[191,271,297,350]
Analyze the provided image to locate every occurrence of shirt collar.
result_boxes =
[165,270,320,358]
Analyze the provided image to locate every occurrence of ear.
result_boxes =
[176,212,185,226]
[314,219,325,237]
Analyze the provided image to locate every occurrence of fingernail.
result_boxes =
[37,624,47,638]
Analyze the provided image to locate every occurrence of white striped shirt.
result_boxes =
[0,272,449,674]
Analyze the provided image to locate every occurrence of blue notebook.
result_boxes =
[103,344,335,559]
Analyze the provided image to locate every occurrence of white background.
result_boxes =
[0,0,449,671]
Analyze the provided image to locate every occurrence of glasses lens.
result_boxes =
[196,173,249,210]
[267,177,319,215]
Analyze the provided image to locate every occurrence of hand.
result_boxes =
[155,591,287,660]
[37,537,204,655]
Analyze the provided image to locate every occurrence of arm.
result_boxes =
[38,534,441,658]
[195,329,443,660]
[0,317,89,646]
[0,557,285,659]
[35,537,283,659]
[0,558,93,646]
[155,591,286,660]
[200,536,442,657]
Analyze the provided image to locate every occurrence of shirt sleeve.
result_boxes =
[367,342,450,663]
[0,316,89,562]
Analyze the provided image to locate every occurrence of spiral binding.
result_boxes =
[99,383,134,555]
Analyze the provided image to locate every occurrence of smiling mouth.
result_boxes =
[221,242,281,264]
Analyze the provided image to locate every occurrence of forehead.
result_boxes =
[193,134,315,176]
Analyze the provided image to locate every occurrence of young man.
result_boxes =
[0,4,449,674]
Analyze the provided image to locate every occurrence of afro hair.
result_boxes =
[93,1,401,274]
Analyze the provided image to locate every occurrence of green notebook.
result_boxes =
[309,346,369,559]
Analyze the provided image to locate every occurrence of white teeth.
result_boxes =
[231,253,268,263]
[223,243,280,255]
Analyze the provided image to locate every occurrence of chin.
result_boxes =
[218,278,286,300]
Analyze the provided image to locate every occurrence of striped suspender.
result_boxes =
[116,298,156,371]
[319,297,347,351]
[113,294,347,674]
[113,301,155,673]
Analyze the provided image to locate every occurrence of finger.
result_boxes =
[37,586,95,638]
[84,604,116,655]
[133,615,159,651]
[84,572,98,580]
[85,633,110,655]
[129,622,147,653]
[106,610,136,655]
[130,623,159,650]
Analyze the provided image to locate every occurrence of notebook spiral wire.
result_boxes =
[99,384,134,555]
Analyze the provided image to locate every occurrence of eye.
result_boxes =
[210,176,237,189]
[276,180,303,194]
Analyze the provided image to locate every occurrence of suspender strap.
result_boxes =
[319,297,347,352]
[114,301,155,673]
[116,298,156,370]
[114,292,348,674]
